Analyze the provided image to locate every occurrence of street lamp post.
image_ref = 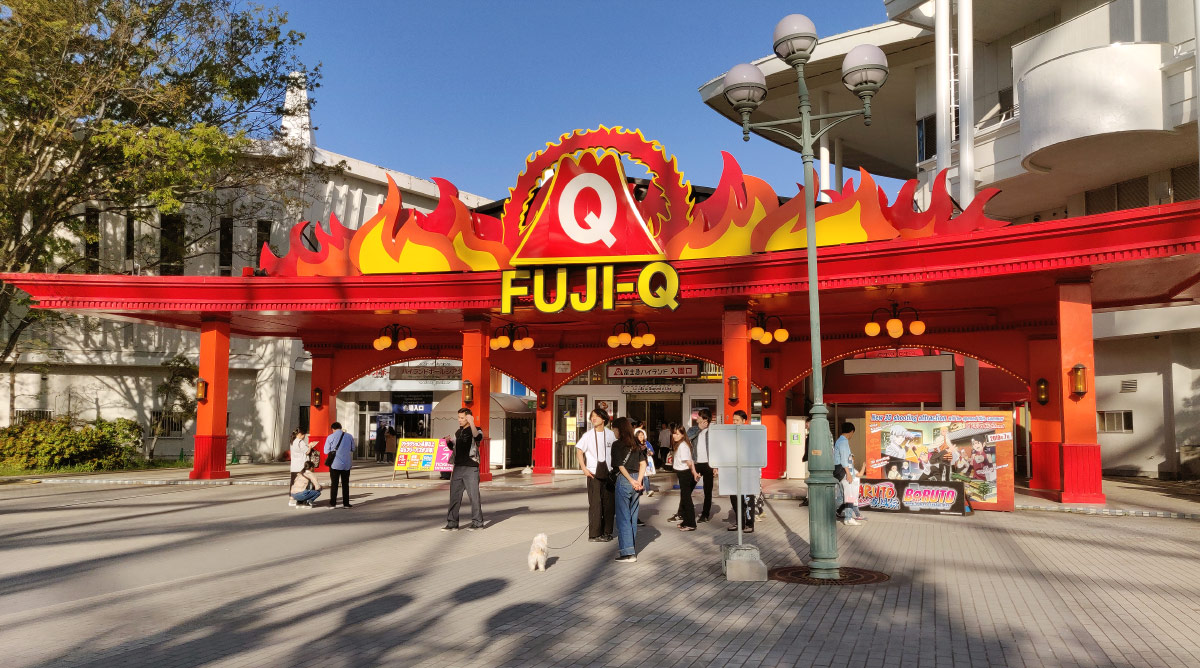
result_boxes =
[723,15,889,580]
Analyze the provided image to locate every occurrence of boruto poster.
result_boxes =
[864,410,1015,511]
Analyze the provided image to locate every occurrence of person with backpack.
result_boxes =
[290,460,323,508]
[323,422,355,509]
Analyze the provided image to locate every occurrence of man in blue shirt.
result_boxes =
[324,422,355,508]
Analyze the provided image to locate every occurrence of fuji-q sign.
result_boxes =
[501,149,680,315]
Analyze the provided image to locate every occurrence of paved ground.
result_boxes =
[1,471,1198,668]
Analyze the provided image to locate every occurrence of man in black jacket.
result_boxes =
[442,407,485,531]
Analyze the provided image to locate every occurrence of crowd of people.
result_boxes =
[283,409,871,551]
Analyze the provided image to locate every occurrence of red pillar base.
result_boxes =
[762,440,785,480]
[1061,443,1106,504]
[190,435,230,480]
[1029,441,1061,491]
[533,437,554,475]
[479,437,493,482]
[311,434,330,473]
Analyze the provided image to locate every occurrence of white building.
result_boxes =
[0,89,542,464]
[701,0,1200,478]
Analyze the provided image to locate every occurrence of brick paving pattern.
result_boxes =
[0,474,1197,667]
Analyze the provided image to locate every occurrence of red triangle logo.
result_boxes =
[511,151,665,265]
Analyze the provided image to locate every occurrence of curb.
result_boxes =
[1014,503,1199,520]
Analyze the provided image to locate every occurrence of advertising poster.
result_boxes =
[865,410,1015,511]
[393,438,453,473]
[859,479,967,515]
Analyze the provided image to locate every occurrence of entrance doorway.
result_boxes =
[624,395,682,449]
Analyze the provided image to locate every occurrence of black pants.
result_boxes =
[328,468,350,507]
[446,465,483,527]
[695,463,714,518]
[675,469,696,528]
[586,474,615,538]
[728,495,755,528]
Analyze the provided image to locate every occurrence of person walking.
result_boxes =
[287,428,310,507]
[374,425,387,463]
[670,425,700,530]
[324,422,354,508]
[443,407,485,531]
[576,408,615,543]
[290,460,323,508]
[384,426,398,466]
[611,417,646,563]
[657,422,672,468]
[726,409,755,533]
[692,408,715,523]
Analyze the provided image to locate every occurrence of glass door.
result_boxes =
[555,394,586,469]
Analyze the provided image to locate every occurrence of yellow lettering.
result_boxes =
[568,266,598,311]
[637,262,680,310]
[533,268,568,313]
[500,270,530,314]
[602,265,614,310]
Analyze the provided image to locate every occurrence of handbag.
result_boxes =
[324,432,346,468]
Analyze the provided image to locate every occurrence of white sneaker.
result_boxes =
[288,499,297,507]
[843,517,861,526]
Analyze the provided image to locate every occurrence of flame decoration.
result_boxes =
[259,129,1009,277]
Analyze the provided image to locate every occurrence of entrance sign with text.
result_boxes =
[607,364,699,379]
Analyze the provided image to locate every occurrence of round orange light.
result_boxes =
[522,336,534,348]
[512,340,525,351]
[642,333,656,346]
[864,322,881,337]
[404,337,417,349]
[909,320,926,336]
[496,335,510,348]
[618,332,632,345]
[607,336,620,348]
[749,326,765,340]
[759,332,773,344]
[773,328,789,343]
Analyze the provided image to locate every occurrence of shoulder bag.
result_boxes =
[324,432,346,468]
[590,431,610,480]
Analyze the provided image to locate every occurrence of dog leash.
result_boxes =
[548,525,590,550]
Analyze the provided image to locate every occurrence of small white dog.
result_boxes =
[527,533,549,572]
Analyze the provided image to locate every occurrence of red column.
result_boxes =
[533,356,554,474]
[1057,282,1105,504]
[758,358,785,479]
[722,308,752,422]
[308,352,334,473]
[191,318,230,480]
[462,319,492,482]
[1027,338,1062,492]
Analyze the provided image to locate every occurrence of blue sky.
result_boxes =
[283,1,892,202]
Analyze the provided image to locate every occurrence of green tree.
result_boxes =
[0,0,333,363]
[147,353,196,459]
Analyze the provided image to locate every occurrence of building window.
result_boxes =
[219,216,234,276]
[83,207,101,273]
[159,213,185,276]
[299,405,310,434]
[1097,410,1133,434]
[256,220,273,266]
[14,409,53,424]
[150,410,189,437]
[916,114,936,163]
[1085,177,1149,215]
[1171,163,1199,202]
[997,87,1015,121]
[124,215,136,269]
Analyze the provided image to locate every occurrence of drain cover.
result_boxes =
[768,566,890,586]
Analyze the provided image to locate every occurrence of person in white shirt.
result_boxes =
[692,408,715,523]
[670,425,700,530]
[287,429,310,507]
[576,408,616,542]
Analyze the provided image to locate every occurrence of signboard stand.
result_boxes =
[710,424,768,582]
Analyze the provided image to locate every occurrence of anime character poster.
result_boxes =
[864,410,1015,512]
